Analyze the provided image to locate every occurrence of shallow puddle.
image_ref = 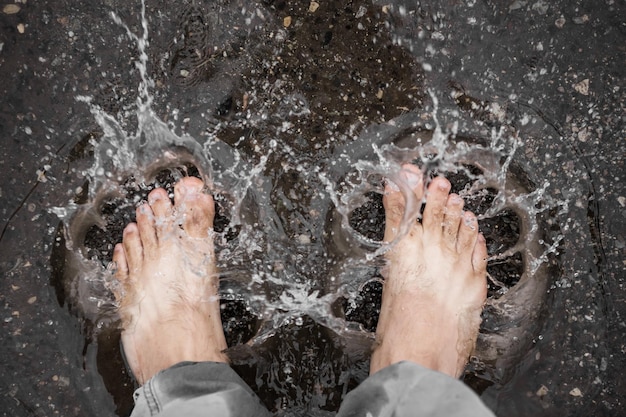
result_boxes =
[46,2,586,413]
[1,0,623,416]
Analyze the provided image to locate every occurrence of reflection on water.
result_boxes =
[46,0,608,415]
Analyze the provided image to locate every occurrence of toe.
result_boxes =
[456,211,479,256]
[148,188,173,218]
[399,164,424,206]
[136,203,158,255]
[148,188,173,237]
[174,176,205,200]
[442,193,464,249]
[112,243,129,300]
[472,233,488,275]
[122,223,143,271]
[174,177,215,238]
[383,164,423,242]
[383,181,405,242]
[422,176,451,238]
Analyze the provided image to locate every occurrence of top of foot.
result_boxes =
[111,176,228,385]
[371,164,488,378]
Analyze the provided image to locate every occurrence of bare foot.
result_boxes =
[370,164,488,378]
[111,177,228,385]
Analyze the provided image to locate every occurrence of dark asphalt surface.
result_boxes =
[1,0,624,416]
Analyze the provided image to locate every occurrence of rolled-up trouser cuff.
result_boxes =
[337,361,496,417]
[130,361,270,417]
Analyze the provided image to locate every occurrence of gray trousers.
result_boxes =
[131,361,495,417]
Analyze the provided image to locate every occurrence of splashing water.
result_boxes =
[319,99,568,383]
[49,0,570,412]
[50,0,279,320]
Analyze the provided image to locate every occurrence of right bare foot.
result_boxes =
[370,164,488,378]
[111,177,228,385]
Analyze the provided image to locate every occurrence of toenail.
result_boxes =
[148,193,162,204]
[401,170,422,188]
[400,169,422,188]
[385,179,400,192]
[106,261,116,273]
[432,177,449,189]
[451,195,463,204]
[463,216,477,229]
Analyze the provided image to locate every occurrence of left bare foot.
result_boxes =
[111,176,228,385]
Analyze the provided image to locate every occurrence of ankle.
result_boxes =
[370,338,459,376]
[370,309,464,377]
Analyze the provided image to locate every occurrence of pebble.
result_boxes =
[577,127,590,142]
[555,16,566,28]
[283,16,292,28]
[531,0,549,14]
[573,79,589,96]
[308,1,319,13]
[572,15,589,24]
[36,169,47,182]
[509,1,527,12]
[27,296,37,304]
[569,387,583,397]
[355,6,367,18]
[2,4,20,14]
[17,23,25,33]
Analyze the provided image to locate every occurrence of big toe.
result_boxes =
[174,177,215,238]
[383,164,424,242]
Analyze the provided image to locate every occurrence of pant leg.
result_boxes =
[130,361,271,417]
[337,361,495,417]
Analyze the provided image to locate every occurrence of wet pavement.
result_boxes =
[1,0,624,416]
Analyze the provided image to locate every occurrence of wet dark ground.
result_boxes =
[1,0,625,416]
